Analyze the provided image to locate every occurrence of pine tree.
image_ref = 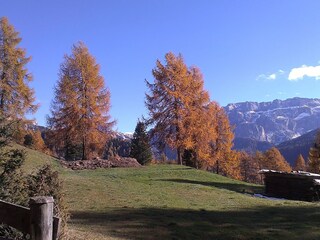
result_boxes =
[48,42,115,160]
[293,154,306,171]
[0,17,38,143]
[130,120,153,165]
[261,147,291,172]
[308,131,320,173]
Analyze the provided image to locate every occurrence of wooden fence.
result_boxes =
[0,196,60,240]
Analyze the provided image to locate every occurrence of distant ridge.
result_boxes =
[277,128,319,166]
[225,97,320,144]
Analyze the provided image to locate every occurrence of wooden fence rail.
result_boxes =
[0,196,60,240]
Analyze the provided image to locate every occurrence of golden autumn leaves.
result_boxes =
[48,42,115,160]
[2,16,307,183]
[145,53,234,171]
[1,16,294,180]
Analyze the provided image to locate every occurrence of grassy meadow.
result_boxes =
[21,146,320,240]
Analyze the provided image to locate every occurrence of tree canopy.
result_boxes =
[308,131,320,173]
[0,17,38,146]
[48,42,115,160]
[145,52,234,170]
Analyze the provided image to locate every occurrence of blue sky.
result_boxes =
[2,0,320,133]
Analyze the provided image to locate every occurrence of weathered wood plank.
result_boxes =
[0,200,30,234]
[53,217,60,240]
[0,199,60,240]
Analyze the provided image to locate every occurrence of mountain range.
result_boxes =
[224,97,320,144]
[226,97,320,165]
[37,97,320,166]
[112,97,320,165]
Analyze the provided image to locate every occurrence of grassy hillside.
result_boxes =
[20,145,320,240]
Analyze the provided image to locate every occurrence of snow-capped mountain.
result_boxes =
[224,97,320,144]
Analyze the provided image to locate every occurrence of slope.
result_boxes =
[277,129,319,166]
[19,146,320,240]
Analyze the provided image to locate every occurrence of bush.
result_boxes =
[28,165,69,239]
[0,150,69,240]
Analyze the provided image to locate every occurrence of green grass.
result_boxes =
[20,145,320,240]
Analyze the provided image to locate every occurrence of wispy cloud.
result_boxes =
[288,64,320,81]
[256,70,284,81]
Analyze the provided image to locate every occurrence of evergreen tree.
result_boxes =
[130,120,153,165]
[293,154,306,171]
[308,131,320,173]
[48,42,115,160]
[23,133,34,147]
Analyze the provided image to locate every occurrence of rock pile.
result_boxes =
[60,156,141,170]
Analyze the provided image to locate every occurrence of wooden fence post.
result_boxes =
[29,196,54,240]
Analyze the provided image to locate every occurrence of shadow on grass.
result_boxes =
[70,205,320,240]
[157,178,264,194]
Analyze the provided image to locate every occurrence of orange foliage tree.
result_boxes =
[0,17,38,142]
[145,52,195,165]
[210,106,234,174]
[293,154,306,171]
[239,151,261,183]
[260,147,291,172]
[146,52,234,171]
[179,68,218,168]
[48,42,115,160]
[308,131,320,173]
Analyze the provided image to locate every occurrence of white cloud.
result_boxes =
[268,73,276,80]
[256,73,276,81]
[256,70,284,81]
[288,64,320,81]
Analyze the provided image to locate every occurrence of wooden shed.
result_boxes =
[260,170,320,201]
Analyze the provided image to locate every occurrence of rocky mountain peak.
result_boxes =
[224,97,320,144]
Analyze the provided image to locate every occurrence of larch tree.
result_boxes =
[180,67,217,169]
[261,147,291,172]
[0,17,37,145]
[48,42,115,160]
[308,131,320,173]
[211,106,234,174]
[146,52,235,168]
[293,154,306,171]
[32,129,46,152]
[145,52,193,165]
[130,120,153,165]
[239,151,260,183]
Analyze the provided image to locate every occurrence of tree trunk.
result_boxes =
[82,136,86,160]
[177,147,182,165]
[216,160,219,174]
